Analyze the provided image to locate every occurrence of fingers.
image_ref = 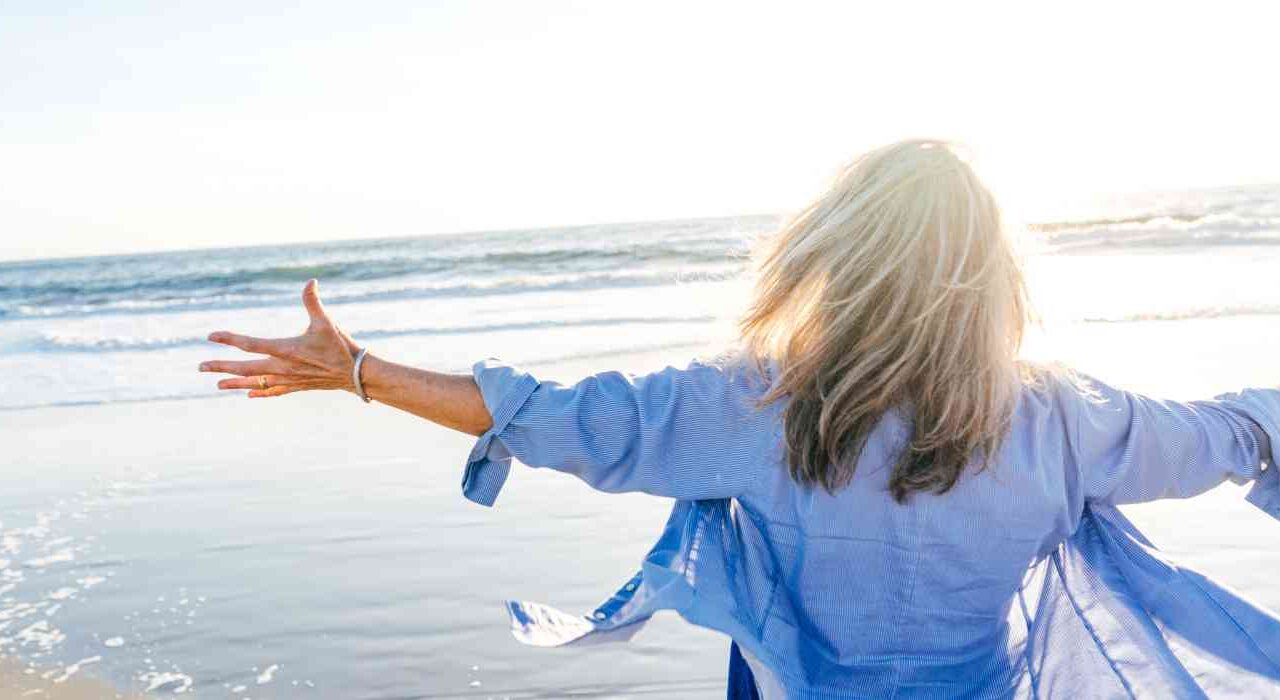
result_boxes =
[198,358,286,377]
[215,374,296,391]
[207,331,295,357]
[302,279,329,325]
[248,385,304,399]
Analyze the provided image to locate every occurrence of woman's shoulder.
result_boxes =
[1012,362,1127,450]
[1017,361,1104,405]
[688,348,779,398]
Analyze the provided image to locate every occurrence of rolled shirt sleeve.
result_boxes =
[461,360,541,506]
[1219,387,1280,519]
[1062,373,1278,508]
[461,357,779,507]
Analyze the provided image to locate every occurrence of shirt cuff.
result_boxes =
[1246,462,1280,519]
[460,359,540,507]
[1220,388,1280,520]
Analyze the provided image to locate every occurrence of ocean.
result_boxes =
[2,184,1280,697]
[3,184,1280,411]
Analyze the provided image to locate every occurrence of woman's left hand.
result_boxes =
[199,279,362,398]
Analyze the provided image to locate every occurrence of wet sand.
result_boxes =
[0,346,730,697]
[0,657,144,699]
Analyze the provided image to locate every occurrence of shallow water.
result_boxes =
[3,188,1280,696]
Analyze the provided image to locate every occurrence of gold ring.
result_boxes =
[258,376,268,390]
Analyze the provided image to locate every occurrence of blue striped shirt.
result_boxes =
[461,357,1280,698]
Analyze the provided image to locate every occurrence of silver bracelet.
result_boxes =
[352,348,372,403]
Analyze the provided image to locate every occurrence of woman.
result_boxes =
[200,141,1280,697]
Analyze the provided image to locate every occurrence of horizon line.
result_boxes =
[0,209,785,266]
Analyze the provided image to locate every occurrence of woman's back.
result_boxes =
[461,356,1274,696]
[729,373,1076,690]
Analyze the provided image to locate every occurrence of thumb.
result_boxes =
[302,279,329,324]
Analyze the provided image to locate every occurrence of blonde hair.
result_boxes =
[740,140,1033,502]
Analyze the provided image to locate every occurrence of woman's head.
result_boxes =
[740,140,1030,502]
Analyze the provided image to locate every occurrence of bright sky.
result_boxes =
[2,1,1278,261]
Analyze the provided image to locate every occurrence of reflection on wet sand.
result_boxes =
[0,656,143,699]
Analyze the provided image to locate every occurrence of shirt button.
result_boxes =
[592,611,606,620]
[624,583,637,592]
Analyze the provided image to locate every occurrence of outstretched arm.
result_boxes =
[358,357,493,436]
[200,281,776,506]
[1064,372,1278,505]
[198,279,492,436]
